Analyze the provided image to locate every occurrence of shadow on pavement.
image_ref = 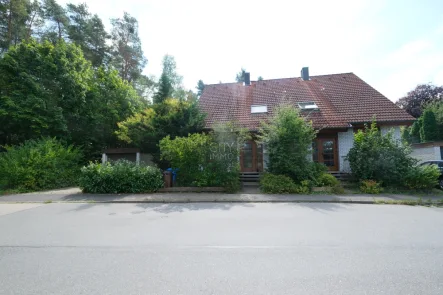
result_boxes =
[60,193,135,202]
[290,202,352,213]
[135,202,256,214]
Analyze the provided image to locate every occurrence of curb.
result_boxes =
[1,199,440,205]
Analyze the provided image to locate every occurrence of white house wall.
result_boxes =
[411,146,442,163]
[380,126,402,141]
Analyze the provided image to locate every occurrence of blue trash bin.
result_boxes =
[166,168,179,185]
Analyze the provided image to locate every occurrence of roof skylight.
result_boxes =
[298,102,319,110]
[251,105,267,113]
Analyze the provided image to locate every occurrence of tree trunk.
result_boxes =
[26,11,36,40]
[57,20,61,40]
[7,0,13,46]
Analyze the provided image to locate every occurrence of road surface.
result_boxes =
[0,202,442,294]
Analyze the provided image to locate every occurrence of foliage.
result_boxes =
[423,101,443,140]
[79,160,163,194]
[110,12,146,83]
[133,74,157,102]
[346,121,417,186]
[196,80,205,97]
[159,123,246,192]
[259,105,318,183]
[153,72,172,104]
[404,165,440,190]
[82,67,144,157]
[0,0,42,53]
[66,3,109,67]
[396,84,443,118]
[316,173,339,187]
[401,102,443,144]
[257,76,264,81]
[0,138,82,191]
[161,54,183,91]
[153,55,187,103]
[42,0,69,41]
[235,68,247,83]
[116,98,206,165]
[421,109,439,142]
[0,41,143,159]
[360,180,383,194]
[0,40,92,145]
[259,174,311,194]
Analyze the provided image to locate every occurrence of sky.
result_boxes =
[59,0,443,102]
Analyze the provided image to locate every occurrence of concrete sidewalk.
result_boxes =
[1,187,443,204]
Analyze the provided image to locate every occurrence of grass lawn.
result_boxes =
[341,181,443,196]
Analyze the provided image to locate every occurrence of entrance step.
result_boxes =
[239,172,261,182]
[329,171,351,180]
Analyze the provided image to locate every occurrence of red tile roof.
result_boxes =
[199,73,414,130]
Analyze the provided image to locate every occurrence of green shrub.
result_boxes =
[159,123,247,192]
[316,173,339,187]
[0,138,82,192]
[259,105,318,183]
[79,160,163,193]
[259,174,311,194]
[360,180,383,194]
[404,165,440,190]
[346,121,417,186]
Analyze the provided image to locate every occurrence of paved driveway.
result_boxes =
[0,202,442,294]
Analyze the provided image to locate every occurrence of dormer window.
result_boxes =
[251,105,267,113]
[298,102,319,110]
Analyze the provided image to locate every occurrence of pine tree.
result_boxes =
[110,12,146,83]
[153,72,172,104]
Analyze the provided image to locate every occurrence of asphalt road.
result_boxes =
[0,202,442,295]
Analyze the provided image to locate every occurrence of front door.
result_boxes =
[313,138,338,171]
[240,141,263,172]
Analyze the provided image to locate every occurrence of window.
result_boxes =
[298,102,319,110]
[440,147,443,160]
[251,105,267,113]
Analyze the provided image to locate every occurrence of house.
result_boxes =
[199,68,415,174]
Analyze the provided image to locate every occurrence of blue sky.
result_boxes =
[60,0,443,101]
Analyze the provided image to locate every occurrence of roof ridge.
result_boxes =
[204,72,356,86]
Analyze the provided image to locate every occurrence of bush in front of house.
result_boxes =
[78,160,164,193]
[259,105,320,183]
[259,173,311,194]
[346,121,417,187]
[0,138,82,192]
[159,123,248,192]
[360,180,383,194]
[404,165,440,190]
[316,173,339,187]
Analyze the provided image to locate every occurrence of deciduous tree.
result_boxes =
[396,84,443,118]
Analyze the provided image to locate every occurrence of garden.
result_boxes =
[1,105,442,196]
[257,106,441,196]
